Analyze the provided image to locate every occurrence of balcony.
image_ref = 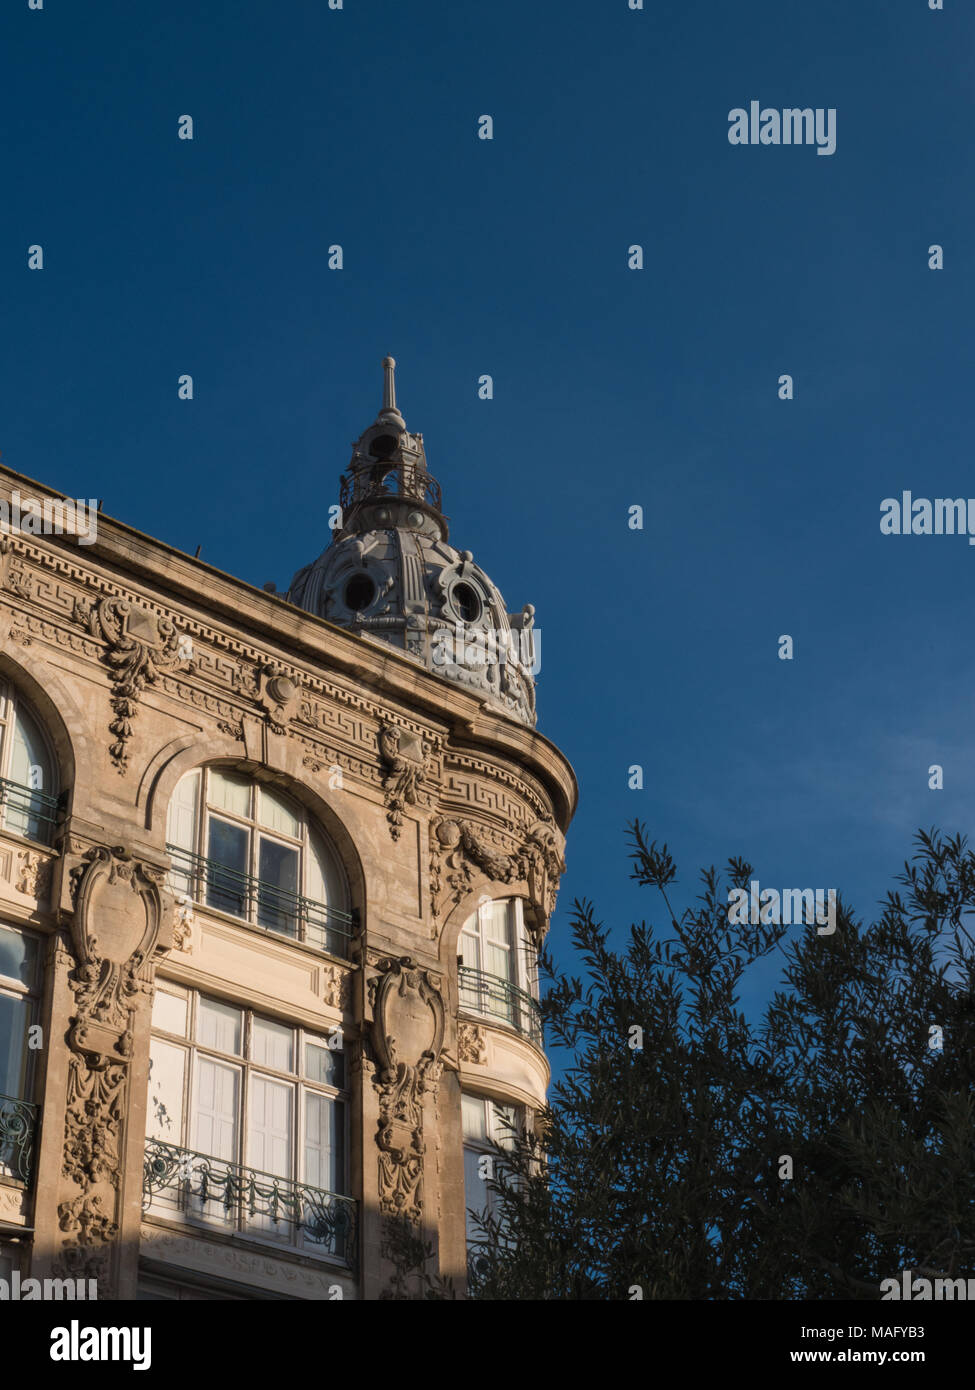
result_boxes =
[142,1139,357,1266]
[0,1092,38,1184]
[459,966,543,1049]
[166,844,357,959]
[0,777,61,847]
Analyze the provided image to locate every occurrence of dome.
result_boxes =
[287,359,538,727]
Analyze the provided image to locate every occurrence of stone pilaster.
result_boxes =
[40,843,171,1297]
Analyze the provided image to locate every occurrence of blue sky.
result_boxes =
[3,0,973,1020]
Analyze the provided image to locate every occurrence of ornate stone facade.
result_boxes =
[370,956,445,1223]
[0,366,575,1299]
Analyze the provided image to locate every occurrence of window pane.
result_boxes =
[464,1145,490,1245]
[462,1093,487,1142]
[252,1017,294,1073]
[484,900,512,942]
[520,907,539,998]
[304,1040,344,1089]
[152,991,188,1037]
[196,997,242,1055]
[459,930,480,971]
[0,994,30,1098]
[148,1038,185,1142]
[8,704,50,790]
[167,772,200,852]
[486,942,512,982]
[305,832,344,910]
[192,1057,240,1161]
[185,1058,240,1230]
[4,705,53,840]
[166,771,200,898]
[257,787,300,839]
[206,817,249,918]
[208,769,251,819]
[305,832,348,951]
[247,1076,293,1179]
[257,838,299,936]
[491,1103,517,1150]
[304,1092,344,1194]
[245,1076,295,1242]
[0,927,36,988]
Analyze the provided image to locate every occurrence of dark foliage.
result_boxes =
[467,824,975,1299]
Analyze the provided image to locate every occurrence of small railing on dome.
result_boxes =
[142,1139,357,1267]
[166,844,357,959]
[339,467,442,515]
[0,777,61,847]
[458,967,543,1048]
[0,1092,38,1184]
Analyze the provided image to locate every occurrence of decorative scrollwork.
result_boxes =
[73,596,185,772]
[429,815,566,943]
[371,956,445,1224]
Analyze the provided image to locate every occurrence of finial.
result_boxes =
[378,355,405,429]
[382,356,396,412]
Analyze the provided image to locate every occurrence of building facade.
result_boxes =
[0,360,575,1299]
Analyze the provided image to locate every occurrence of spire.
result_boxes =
[378,355,405,430]
[337,356,446,541]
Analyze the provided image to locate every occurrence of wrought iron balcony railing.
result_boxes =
[166,844,357,959]
[0,1092,38,1184]
[459,966,543,1048]
[0,776,61,847]
[142,1139,357,1266]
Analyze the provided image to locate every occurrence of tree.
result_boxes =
[467,824,975,1299]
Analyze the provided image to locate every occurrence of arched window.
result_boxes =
[0,682,58,845]
[166,768,353,957]
[458,899,541,1046]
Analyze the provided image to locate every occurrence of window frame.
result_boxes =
[461,1090,524,1249]
[166,766,350,943]
[148,986,350,1202]
[0,681,59,845]
[0,924,40,1102]
[0,924,41,1184]
[459,897,538,999]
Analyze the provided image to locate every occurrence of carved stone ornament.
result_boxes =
[429,815,566,942]
[258,664,299,735]
[232,661,299,735]
[519,819,567,935]
[73,596,184,772]
[0,534,35,599]
[370,956,445,1223]
[172,893,194,953]
[54,1194,119,1283]
[62,1051,127,1190]
[15,849,51,899]
[322,962,352,1011]
[69,845,169,1037]
[378,722,430,840]
[56,844,172,1294]
[457,1021,487,1065]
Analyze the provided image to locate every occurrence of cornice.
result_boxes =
[0,465,577,828]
